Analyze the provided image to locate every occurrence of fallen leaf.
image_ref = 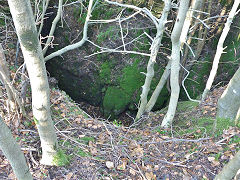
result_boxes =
[195,165,202,170]
[130,168,136,175]
[65,172,73,180]
[117,159,127,170]
[207,157,215,162]
[106,161,114,169]
[145,172,156,180]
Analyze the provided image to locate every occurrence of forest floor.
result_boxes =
[0,86,240,180]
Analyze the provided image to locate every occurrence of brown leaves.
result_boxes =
[145,172,156,180]
[130,144,144,157]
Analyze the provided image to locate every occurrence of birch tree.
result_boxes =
[0,116,33,180]
[0,44,16,111]
[146,0,203,113]
[161,0,190,128]
[0,44,25,115]
[136,0,172,119]
[214,150,240,180]
[217,66,240,123]
[7,0,59,165]
[201,0,240,101]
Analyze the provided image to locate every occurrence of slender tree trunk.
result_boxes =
[179,0,205,82]
[217,66,240,121]
[145,59,171,112]
[202,0,240,101]
[42,0,63,56]
[214,150,240,180]
[135,0,171,119]
[161,0,190,128]
[0,44,26,116]
[0,116,33,180]
[146,0,203,112]
[235,107,240,125]
[7,0,58,165]
[180,0,202,47]
[0,44,16,111]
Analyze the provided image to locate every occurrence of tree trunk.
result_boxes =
[201,0,240,101]
[0,116,33,180]
[0,44,16,111]
[7,0,58,165]
[135,0,171,119]
[145,59,171,112]
[0,44,26,116]
[217,66,240,121]
[214,150,240,180]
[161,0,190,128]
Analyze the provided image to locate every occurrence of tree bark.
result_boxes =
[145,59,171,112]
[161,0,190,128]
[0,44,16,111]
[7,0,58,165]
[0,44,26,116]
[135,0,171,119]
[0,116,33,180]
[214,150,240,180]
[201,0,240,101]
[217,66,240,121]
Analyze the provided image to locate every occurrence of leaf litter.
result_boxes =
[0,87,239,180]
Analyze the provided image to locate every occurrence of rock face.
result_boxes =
[46,4,169,118]
[46,2,240,119]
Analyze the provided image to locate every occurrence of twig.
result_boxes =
[140,137,210,145]
[85,49,150,58]
[54,124,89,150]
[180,63,201,103]
[149,156,190,168]
[29,150,39,166]
[216,134,235,145]
[118,10,126,51]
[104,0,158,27]
[42,0,63,55]
[122,147,147,180]
[102,121,114,150]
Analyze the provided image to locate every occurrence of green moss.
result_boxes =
[175,115,237,138]
[103,59,145,117]
[20,30,39,51]
[53,149,70,166]
[100,62,112,83]
[180,55,212,100]
[120,59,144,95]
[176,101,199,112]
[76,2,120,24]
[33,117,39,124]
[77,148,91,157]
[103,87,130,117]
[78,136,95,144]
[0,18,5,27]
[96,26,116,44]
[215,117,236,135]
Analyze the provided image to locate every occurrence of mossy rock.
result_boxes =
[103,60,144,117]
[46,3,170,119]
[102,59,170,118]
[103,87,130,117]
